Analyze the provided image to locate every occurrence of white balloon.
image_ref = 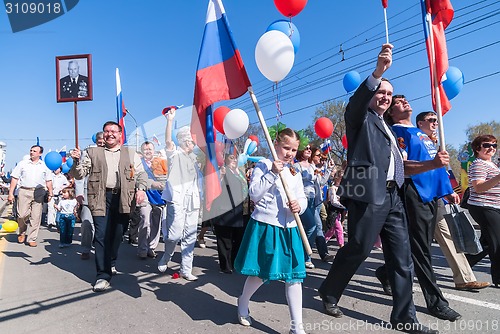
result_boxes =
[255,30,295,82]
[223,109,249,140]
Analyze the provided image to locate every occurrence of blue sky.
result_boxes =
[1,0,499,171]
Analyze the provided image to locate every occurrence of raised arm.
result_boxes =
[164,108,176,151]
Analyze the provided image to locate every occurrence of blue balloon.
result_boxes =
[343,71,361,93]
[61,163,70,174]
[266,20,300,54]
[247,141,257,155]
[248,156,265,162]
[44,151,63,171]
[237,154,248,167]
[443,66,464,100]
[66,157,74,168]
[92,133,97,144]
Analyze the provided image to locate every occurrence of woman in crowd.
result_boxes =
[466,134,500,287]
[294,145,334,268]
[234,128,307,334]
[212,153,250,273]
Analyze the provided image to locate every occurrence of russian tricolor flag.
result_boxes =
[192,0,251,211]
[116,68,127,145]
[421,0,454,115]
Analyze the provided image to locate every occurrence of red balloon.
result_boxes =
[341,134,348,150]
[213,106,230,134]
[314,117,334,139]
[274,0,308,17]
[248,135,259,145]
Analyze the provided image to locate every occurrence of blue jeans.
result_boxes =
[59,213,76,245]
[300,198,328,261]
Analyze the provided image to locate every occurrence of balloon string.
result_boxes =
[273,82,283,122]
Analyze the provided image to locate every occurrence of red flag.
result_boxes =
[381,0,388,9]
[421,0,454,115]
[192,0,251,211]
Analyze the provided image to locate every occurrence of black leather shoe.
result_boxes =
[319,292,343,318]
[392,323,439,334]
[375,266,392,296]
[428,305,461,322]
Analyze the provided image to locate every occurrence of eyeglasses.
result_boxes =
[482,143,498,149]
[314,153,321,157]
[304,146,311,150]
[103,130,121,134]
[424,118,438,124]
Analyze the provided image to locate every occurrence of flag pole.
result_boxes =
[73,101,79,148]
[247,86,312,256]
[384,8,389,44]
[426,13,446,150]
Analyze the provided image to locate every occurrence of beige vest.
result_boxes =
[85,147,137,216]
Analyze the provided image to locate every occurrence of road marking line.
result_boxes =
[413,286,500,310]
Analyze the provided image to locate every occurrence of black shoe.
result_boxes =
[321,254,334,262]
[319,292,343,318]
[375,266,392,296]
[392,323,439,334]
[428,305,461,322]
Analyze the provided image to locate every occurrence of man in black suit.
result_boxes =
[60,60,89,98]
[318,44,439,334]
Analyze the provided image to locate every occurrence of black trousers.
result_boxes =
[213,224,246,272]
[319,186,417,325]
[467,204,500,284]
[92,191,130,282]
[404,181,448,310]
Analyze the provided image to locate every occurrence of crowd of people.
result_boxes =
[3,43,499,334]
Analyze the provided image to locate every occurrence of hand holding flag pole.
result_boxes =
[248,86,312,256]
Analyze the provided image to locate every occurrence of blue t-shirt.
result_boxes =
[392,124,453,203]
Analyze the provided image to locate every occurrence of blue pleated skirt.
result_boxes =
[234,218,306,283]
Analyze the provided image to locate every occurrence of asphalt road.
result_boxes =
[1,196,499,334]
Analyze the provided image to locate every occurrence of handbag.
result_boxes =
[459,187,470,209]
[444,204,483,255]
[33,187,49,203]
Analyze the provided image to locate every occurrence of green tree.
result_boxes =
[304,100,347,164]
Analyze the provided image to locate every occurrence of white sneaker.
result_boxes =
[181,273,198,281]
[305,261,315,269]
[93,279,110,292]
[111,266,118,275]
[197,237,206,249]
[158,255,168,273]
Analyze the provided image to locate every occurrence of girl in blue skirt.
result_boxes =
[234,128,308,334]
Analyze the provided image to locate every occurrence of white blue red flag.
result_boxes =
[421,0,454,115]
[320,140,331,153]
[152,134,160,147]
[192,0,251,210]
[116,68,127,145]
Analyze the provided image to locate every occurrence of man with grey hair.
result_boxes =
[157,108,201,281]
[60,60,89,98]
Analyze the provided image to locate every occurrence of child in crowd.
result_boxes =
[234,128,308,334]
[54,187,79,248]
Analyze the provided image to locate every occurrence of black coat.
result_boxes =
[60,75,89,98]
[338,79,399,206]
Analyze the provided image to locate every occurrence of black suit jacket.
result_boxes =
[60,75,89,98]
[338,80,399,205]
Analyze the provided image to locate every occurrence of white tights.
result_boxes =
[238,276,305,334]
